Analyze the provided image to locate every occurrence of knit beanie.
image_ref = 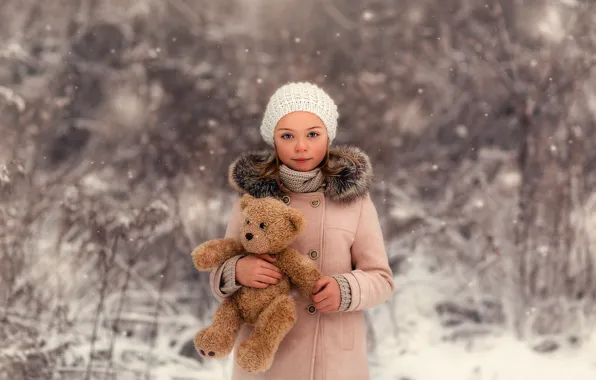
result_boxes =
[260,82,339,147]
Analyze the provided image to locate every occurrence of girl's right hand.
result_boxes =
[235,254,284,288]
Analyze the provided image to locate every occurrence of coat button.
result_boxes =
[311,200,320,208]
[307,304,317,314]
[308,250,319,260]
[282,196,290,205]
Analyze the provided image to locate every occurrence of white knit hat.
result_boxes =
[260,82,339,147]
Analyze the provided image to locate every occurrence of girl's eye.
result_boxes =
[259,222,266,229]
[281,133,293,139]
[308,132,319,138]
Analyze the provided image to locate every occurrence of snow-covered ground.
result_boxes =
[45,251,596,380]
[371,328,596,380]
[54,328,596,380]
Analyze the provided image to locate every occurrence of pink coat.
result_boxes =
[209,146,395,380]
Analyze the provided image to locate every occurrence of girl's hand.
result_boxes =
[312,276,341,313]
[235,254,283,288]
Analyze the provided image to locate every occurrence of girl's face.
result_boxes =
[273,111,329,171]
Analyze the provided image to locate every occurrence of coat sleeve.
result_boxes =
[209,197,244,302]
[342,194,395,312]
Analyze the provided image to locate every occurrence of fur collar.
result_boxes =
[227,145,373,204]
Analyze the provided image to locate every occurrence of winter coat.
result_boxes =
[209,145,395,380]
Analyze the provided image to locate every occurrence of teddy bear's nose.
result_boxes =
[245,233,253,240]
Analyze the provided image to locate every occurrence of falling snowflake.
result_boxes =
[455,125,468,138]
[362,10,375,21]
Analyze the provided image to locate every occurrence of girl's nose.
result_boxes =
[295,139,307,152]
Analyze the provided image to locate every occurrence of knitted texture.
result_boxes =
[279,164,326,193]
[220,255,244,294]
[260,82,339,147]
[332,274,352,312]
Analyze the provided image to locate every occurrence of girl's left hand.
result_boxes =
[312,276,340,313]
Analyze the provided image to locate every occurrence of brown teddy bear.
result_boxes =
[191,194,322,373]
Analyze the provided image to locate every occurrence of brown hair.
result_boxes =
[256,147,362,189]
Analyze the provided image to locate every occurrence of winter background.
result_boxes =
[1,0,596,379]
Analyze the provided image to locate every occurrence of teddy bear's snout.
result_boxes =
[245,232,253,240]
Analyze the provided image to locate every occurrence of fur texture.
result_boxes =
[228,145,373,204]
[191,194,322,373]
[192,238,245,271]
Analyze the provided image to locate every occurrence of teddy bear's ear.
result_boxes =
[240,193,254,211]
[286,208,305,233]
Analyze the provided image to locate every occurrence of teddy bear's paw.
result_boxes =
[236,339,275,373]
[193,238,244,271]
[192,241,224,270]
[194,328,234,359]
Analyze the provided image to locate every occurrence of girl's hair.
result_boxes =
[256,147,362,188]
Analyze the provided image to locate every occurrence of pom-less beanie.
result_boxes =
[260,82,339,146]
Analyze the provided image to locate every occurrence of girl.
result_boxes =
[208,81,395,380]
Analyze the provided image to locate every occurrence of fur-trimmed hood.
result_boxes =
[228,145,373,204]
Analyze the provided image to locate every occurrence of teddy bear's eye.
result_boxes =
[259,222,266,230]
[246,219,250,225]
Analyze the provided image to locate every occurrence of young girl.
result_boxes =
[209,82,395,380]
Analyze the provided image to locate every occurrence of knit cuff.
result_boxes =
[220,255,244,295]
[332,274,352,312]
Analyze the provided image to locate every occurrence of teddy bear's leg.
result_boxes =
[195,299,243,359]
[235,294,297,373]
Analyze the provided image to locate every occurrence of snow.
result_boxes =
[74,334,594,380]
[362,10,375,22]
[2,1,596,379]
[368,253,596,380]
[536,5,566,43]
[109,87,147,128]
[406,5,425,25]
[0,164,10,184]
[372,333,596,380]
[43,251,596,380]
[0,84,25,111]
[496,169,521,191]
[73,287,596,380]
[56,332,596,380]
[455,125,468,138]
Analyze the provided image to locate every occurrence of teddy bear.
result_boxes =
[191,193,322,373]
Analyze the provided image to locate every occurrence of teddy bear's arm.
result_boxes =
[277,248,322,298]
[192,238,245,271]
